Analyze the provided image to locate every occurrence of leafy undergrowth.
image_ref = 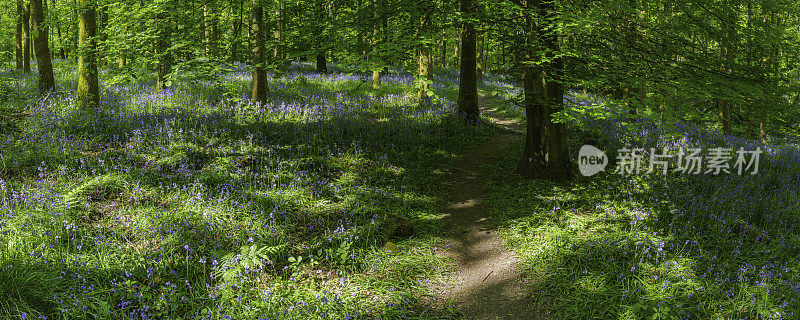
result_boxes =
[487,103,800,319]
[0,61,501,319]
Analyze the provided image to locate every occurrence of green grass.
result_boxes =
[0,60,503,319]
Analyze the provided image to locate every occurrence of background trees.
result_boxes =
[1,0,800,180]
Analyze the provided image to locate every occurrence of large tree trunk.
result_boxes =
[456,0,478,124]
[316,53,328,73]
[518,65,545,178]
[251,0,268,104]
[31,0,54,92]
[15,0,24,69]
[22,1,31,72]
[76,0,98,108]
[517,0,569,182]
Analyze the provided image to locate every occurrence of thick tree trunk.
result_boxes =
[316,53,327,73]
[23,1,31,72]
[517,0,569,182]
[517,65,545,177]
[76,0,98,108]
[16,0,24,69]
[251,0,268,104]
[31,0,54,92]
[456,0,478,124]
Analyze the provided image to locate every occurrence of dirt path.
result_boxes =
[431,105,544,320]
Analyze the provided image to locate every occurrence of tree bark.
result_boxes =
[23,0,31,72]
[273,0,283,61]
[15,0,24,69]
[155,13,172,90]
[417,7,433,108]
[476,31,484,82]
[441,30,447,68]
[76,0,98,108]
[316,53,328,73]
[371,0,382,88]
[251,0,268,104]
[204,1,219,57]
[517,0,569,182]
[31,0,54,92]
[456,0,478,124]
[452,29,460,69]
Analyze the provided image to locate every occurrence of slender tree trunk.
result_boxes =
[16,0,24,69]
[31,0,54,92]
[759,114,767,143]
[441,31,447,68]
[97,5,107,66]
[315,1,328,73]
[230,0,244,62]
[476,31,484,82]
[452,29,460,69]
[155,11,172,90]
[251,0,268,104]
[23,1,31,72]
[456,0,478,124]
[417,7,433,108]
[76,0,98,108]
[717,0,734,134]
[371,0,382,88]
[273,0,282,61]
[53,0,64,59]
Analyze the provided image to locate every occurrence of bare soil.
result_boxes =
[430,105,550,319]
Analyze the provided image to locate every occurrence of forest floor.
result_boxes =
[431,101,549,319]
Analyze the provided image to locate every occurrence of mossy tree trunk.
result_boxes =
[76,0,98,108]
[456,0,478,125]
[155,10,172,90]
[517,0,570,182]
[15,0,24,69]
[417,5,433,108]
[251,0,268,104]
[22,0,31,72]
[31,0,54,92]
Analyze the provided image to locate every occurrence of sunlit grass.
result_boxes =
[0,60,498,319]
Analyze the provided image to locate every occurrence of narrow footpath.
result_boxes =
[431,105,549,320]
